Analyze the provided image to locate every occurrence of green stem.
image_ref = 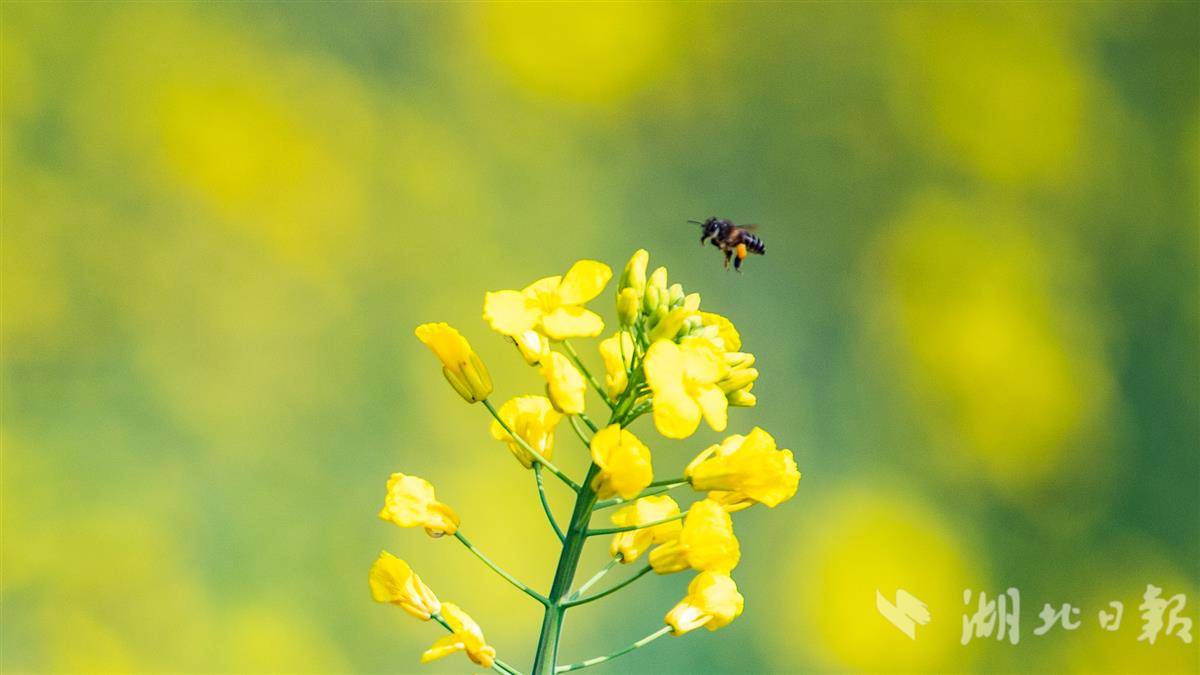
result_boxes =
[530,464,602,675]
[585,509,687,537]
[431,612,524,675]
[625,401,652,421]
[453,531,549,606]
[593,481,689,510]
[566,415,592,448]
[575,411,599,433]
[647,477,687,488]
[484,398,581,492]
[554,625,672,673]
[561,340,613,410]
[534,466,565,542]
[566,557,619,602]
[562,564,653,608]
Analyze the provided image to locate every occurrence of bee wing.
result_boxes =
[740,223,759,232]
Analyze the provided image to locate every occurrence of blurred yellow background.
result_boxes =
[2,3,1197,673]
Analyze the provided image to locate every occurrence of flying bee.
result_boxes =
[689,217,766,271]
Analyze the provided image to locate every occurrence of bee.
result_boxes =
[689,217,766,271]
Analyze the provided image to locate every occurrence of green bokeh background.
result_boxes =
[3,3,1197,673]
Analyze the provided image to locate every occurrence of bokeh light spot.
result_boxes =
[480,3,676,104]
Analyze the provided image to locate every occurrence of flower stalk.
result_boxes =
[533,466,565,542]
[554,626,672,673]
[454,531,549,606]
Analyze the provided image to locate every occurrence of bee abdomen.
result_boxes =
[744,233,766,255]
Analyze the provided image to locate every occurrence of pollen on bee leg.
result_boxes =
[735,244,747,260]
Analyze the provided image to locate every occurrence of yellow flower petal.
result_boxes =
[598,331,635,398]
[540,351,587,414]
[652,390,702,439]
[483,290,540,336]
[368,551,441,620]
[421,634,466,664]
[695,385,728,432]
[679,338,725,383]
[557,259,612,305]
[541,306,605,340]
[522,275,562,298]
[644,340,684,390]
[650,499,739,574]
[423,603,497,669]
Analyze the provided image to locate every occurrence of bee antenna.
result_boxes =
[687,219,704,225]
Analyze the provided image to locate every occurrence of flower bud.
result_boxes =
[645,305,668,333]
[643,267,669,313]
[617,287,640,327]
[618,249,649,297]
[718,367,758,394]
[648,307,694,343]
[668,283,685,309]
[727,387,757,408]
[416,323,493,403]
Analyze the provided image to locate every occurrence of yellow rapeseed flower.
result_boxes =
[368,551,441,620]
[665,571,745,635]
[590,424,654,500]
[511,329,550,366]
[483,260,612,340]
[644,338,729,439]
[415,323,493,403]
[379,473,460,538]
[610,495,683,563]
[540,351,587,414]
[488,395,562,469]
[598,331,635,398]
[649,499,740,574]
[685,428,800,508]
[421,602,497,669]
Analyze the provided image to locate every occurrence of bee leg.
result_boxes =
[723,249,732,269]
[734,244,747,272]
